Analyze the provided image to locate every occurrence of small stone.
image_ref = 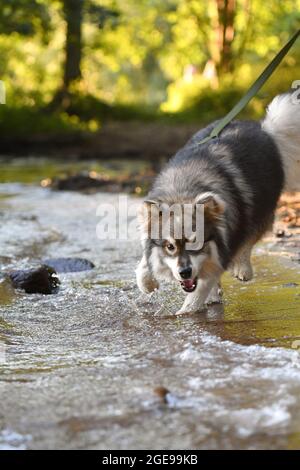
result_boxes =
[9,265,60,294]
[50,173,121,192]
[275,229,285,238]
[154,386,171,403]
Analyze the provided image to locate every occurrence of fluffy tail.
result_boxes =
[262,92,300,191]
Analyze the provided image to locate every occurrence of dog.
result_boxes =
[136,91,300,315]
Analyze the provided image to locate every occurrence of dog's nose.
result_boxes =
[179,267,192,279]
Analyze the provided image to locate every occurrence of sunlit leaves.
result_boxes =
[0,0,299,111]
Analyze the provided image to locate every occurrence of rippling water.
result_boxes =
[0,163,300,449]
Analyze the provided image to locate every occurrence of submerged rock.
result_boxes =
[154,386,170,404]
[275,228,292,239]
[43,257,95,273]
[9,265,60,295]
[48,171,153,195]
[51,173,122,193]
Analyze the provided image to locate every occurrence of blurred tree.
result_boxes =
[51,0,120,108]
[63,0,84,90]
[161,0,300,112]
[215,0,236,73]
[83,0,174,105]
[0,0,299,118]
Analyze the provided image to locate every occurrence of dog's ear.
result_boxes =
[194,192,225,220]
[144,199,158,205]
[143,199,159,209]
[138,199,161,237]
[142,199,161,218]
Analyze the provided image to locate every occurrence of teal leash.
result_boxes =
[197,29,300,146]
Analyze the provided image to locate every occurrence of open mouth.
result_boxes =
[180,278,197,293]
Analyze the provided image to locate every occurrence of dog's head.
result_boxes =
[139,192,225,292]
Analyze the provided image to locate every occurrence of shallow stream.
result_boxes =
[0,159,300,449]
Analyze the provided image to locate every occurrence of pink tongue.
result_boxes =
[183,279,194,288]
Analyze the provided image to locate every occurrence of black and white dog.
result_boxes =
[136,92,300,315]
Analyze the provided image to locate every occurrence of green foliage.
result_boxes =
[85,0,120,28]
[0,106,88,137]
[62,91,159,121]
[0,0,299,136]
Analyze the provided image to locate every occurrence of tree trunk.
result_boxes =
[63,0,83,90]
[215,0,236,74]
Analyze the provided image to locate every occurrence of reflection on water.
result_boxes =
[0,170,300,450]
[132,255,300,349]
[209,256,300,348]
[0,279,15,306]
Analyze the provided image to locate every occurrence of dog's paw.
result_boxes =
[233,263,253,282]
[175,308,195,316]
[175,307,204,316]
[136,274,159,294]
[175,303,205,316]
[136,259,159,294]
[205,286,223,304]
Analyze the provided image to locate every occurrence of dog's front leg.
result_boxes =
[176,275,218,315]
[136,255,159,294]
[205,281,223,304]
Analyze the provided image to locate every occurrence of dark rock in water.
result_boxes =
[275,229,292,239]
[49,171,154,195]
[9,266,60,294]
[43,257,95,273]
[51,173,122,192]
[282,282,299,288]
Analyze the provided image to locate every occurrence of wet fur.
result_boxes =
[136,93,299,314]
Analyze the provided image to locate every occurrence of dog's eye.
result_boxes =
[167,243,175,252]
